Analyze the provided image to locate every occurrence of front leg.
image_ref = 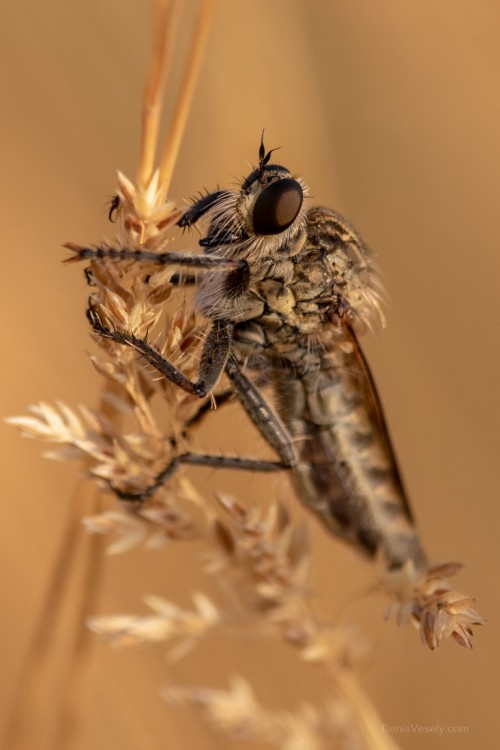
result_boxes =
[179,190,241,248]
[88,309,231,398]
[178,190,229,227]
[65,244,246,274]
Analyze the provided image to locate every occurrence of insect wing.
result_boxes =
[342,321,414,522]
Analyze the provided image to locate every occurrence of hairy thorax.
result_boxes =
[195,206,381,368]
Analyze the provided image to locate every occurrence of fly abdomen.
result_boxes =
[273,356,427,570]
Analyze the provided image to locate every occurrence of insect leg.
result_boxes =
[179,375,270,435]
[177,190,229,227]
[169,272,197,286]
[114,369,287,501]
[181,389,235,433]
[112,452,287,502]
[65,245,246,274]
[224,356,297,468]
[88,311,232,398]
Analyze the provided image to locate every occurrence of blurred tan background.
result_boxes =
[1,1,499,748]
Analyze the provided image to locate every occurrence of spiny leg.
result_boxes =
[86,322,291,501]
[88,310,231,397]
[133,358,298,503]
[111,368,292,501]
[113,452,288,502]
[178,190,229,227]
[78,245,299,498]
[85,313,289,501]
[64,244,247,275]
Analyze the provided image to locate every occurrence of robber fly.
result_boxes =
[78,138,427,571]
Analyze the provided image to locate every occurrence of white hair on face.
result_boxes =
[204,175,311,263]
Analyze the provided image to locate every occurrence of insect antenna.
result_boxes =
[257,128,281,177]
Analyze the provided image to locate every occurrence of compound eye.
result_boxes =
[252,178,303,235]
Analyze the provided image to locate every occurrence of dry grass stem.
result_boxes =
[137,0,180,188]
[1,485,105,750]
[158,0,219,198]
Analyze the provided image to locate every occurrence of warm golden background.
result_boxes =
[2,1,499,748]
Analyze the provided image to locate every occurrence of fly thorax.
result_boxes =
[194,163,312,323]
[305,207,386,334]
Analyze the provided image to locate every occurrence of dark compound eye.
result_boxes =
[252,178,303,235]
